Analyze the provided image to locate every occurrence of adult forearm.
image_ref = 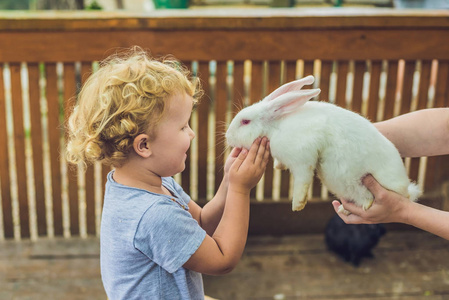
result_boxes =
[404,202,449,240]
[375,108,449,157]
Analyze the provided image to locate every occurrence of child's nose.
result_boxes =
[189,128,195,139]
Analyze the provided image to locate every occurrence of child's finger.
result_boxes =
[254,137,269,165]
[263,141,270,163]
[229,147,242,158]
[231,148,248,171]
[246,137,262,163]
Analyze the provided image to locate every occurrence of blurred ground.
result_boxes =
[1,230,449,299]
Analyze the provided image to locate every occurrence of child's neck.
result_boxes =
[112,163,170,196]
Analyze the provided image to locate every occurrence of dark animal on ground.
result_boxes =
[325,214,386,266]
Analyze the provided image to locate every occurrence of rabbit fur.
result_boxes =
[225,75,421,211]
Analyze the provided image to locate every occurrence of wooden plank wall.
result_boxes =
[0,9,449,240]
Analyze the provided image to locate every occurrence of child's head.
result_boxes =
[66,47,202,168]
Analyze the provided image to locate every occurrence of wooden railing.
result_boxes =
[1,8,449,240]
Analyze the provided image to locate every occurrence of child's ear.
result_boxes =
[133,134,152,158]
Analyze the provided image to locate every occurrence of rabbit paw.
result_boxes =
[362,199,374,211]
[292,184,309,211]
[293,201,307,211]
[337,204,351,216]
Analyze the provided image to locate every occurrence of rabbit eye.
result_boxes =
[241,119,251,125]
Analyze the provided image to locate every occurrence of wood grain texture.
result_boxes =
[45,63,63,236]
[28,63,47,237]
[10,63,30,238]
[2,27,449,63]
[0,64,13,238]
[1,9,449,31]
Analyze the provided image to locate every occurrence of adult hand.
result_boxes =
[332,174,409,224]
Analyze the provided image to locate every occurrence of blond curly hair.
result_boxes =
[66,47,202,168]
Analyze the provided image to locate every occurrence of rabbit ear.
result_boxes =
[263,75,315,102]
[266,88,321,119]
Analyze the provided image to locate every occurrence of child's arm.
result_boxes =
[188,147,242,236]
[183,137,270,275]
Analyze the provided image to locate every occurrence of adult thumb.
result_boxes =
[362,174,382,196]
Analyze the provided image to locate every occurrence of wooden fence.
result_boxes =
[1,8,449,240]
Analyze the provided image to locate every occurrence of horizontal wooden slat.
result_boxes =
[1,28,449,63]
[0,9,449,31]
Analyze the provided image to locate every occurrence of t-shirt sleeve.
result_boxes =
[134,201,206,274]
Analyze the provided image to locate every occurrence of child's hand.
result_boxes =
[223,147,242,176]
[228,137,270,194]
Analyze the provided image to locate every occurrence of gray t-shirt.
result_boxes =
[101,171,206,300]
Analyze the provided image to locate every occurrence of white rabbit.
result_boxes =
[226,75,421,211]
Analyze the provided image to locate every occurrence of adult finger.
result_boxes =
[340,198,366,215]
[331,200,343,214]
[331,201,352,222]
[362,174,383,197]
[332,201,366,224]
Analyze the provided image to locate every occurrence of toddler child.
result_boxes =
[66,47,270,299]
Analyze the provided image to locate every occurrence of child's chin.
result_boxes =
[179,163,186,173]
